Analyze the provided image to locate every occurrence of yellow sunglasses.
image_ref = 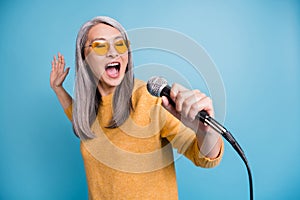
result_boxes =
[86,38,129,56]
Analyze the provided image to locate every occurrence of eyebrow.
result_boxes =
[90,35,123,43]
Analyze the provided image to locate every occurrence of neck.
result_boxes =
[97,82,115,96]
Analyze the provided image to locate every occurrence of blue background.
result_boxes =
[1,0,299,199]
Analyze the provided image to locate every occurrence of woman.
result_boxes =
[50,16,224,200]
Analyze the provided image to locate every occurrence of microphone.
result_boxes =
[147,76,253,200]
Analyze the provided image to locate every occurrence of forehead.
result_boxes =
[88,23,122,41]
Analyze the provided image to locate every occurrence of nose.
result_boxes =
[106,44,119,58]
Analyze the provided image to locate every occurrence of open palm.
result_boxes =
[50,52,70,89]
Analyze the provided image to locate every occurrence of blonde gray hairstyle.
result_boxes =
[72,16,134,140]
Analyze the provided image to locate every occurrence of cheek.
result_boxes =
[121,55,129,71]
[86,53,106,78]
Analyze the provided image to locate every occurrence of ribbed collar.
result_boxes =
[100,92,114,106]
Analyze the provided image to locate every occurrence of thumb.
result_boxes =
[161,96,170,107]
[161,96,181,119]
[62,67,70,78]
[65,67,70,75]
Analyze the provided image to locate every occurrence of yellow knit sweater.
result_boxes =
[64,79,224,200]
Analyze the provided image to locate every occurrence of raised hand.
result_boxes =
[50,52,70,91]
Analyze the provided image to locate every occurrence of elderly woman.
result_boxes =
[50,16,223,200]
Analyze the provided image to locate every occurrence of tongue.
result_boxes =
[106,67,119,78]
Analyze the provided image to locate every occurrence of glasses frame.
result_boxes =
[84,37,130,56]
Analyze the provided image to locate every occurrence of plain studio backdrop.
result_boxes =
[0,0,299,199]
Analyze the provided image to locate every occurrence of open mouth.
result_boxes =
[105,62,120,78]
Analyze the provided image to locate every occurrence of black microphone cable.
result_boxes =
[197,110,253,200]
[147,76,254,200]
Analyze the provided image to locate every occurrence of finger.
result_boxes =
[57,53,64,73]
[51,60,55,71]
[170,83,188,101]
[61,54,65,67]
[53,55,59,69]
[59,53,66,70]
[189,96,214,118]
[174,89,194,113]
[53,55,57,64]
[182,90,206,119]
[161,96,170,107]
[53,56,58,70]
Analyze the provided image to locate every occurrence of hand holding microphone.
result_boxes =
[147,76,241,152]
[161,81,215,133]
[147,76,222,158]
[155,77,223,159]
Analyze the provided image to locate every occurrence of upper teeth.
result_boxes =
[107,63,119,67]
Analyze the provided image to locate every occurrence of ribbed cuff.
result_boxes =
[195,139,224,168]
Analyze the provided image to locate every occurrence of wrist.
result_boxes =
[197,135,222,159]
[52,85,64,94]
[196,128,221,156]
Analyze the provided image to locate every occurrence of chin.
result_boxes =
[105,76,125,87]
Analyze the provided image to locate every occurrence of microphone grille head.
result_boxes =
[147,76,168,97]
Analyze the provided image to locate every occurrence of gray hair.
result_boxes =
[72,16,134,140]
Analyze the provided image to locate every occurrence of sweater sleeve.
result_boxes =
[160,109,224,168]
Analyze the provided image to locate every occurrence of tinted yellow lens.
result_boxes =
[91,40,109,55]
[114,39,128,54]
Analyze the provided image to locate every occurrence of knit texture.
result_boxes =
[64,79,224,200]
